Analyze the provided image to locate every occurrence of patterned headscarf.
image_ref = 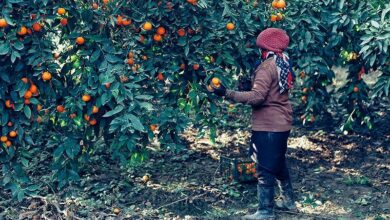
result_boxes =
[262,50,294,94]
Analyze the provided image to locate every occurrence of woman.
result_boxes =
[209,28,296,220]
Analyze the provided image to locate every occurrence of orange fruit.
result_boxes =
[157,26,166,35]
[127,58,134,65]
[105,83,111,89]
[84,114,90,121]
[276,13,284,21]
[92,2,99,9]
[7,121,13,127]
[21,77,29,84]
[9,131,17,138]
[276,0,286,9]
[60,18,68,26]
[89,118,97,125]
[128,52,134,58]
[69,113,77,119]
[187,0,197,5]
[57,8,66,15]
[153,34,162,42]
[139,35,145,43]
[5,100,13,108]
[302,88,308,94]
[5,141,12,147]
[92,106,99,114]
[37,104,42,111]
[353,86,359,93]
[193,64,200,70]
[17,26,27,35]
[1,136,7,142]
[271,1,278,8]
[122,19,132,26]
[103,0,109,4]
[32,23,42,32]
[177,28,186,37]
[29,84,38,93]
[76,37,85,45]
[24,90,33,99]
[82,94,91,102]
[211,77,220,86]
[270,15,278,22]
[30,14,37,19]
[113,207,121,215]
[116,15,123,26]
[143,22,153,31]
[57,105,65,113]
[157,72,164,81]
[42,71,52,81]
[301,96,307,102]
[0,19,7,28]
[150,124,158,131]
[24,99,31,105]
[226,22,235,30]
[142,55,148,60]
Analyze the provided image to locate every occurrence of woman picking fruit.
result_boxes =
[208,28,296,220]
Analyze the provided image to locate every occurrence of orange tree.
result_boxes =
[0,0,389,200]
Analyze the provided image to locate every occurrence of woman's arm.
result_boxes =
[225,62,273,107]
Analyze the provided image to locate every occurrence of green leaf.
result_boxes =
[23,106,31,119]
[128,114,145,132]
[103,105,124,117]
[0,42,10,55]
[13,41,24,50]
[90,50,101,63]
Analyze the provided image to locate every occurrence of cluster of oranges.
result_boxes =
[270,0,286,22]
[22,78,40,105]
[207,77,221,92]
[0,15,42,36]
[1,131,18,148]
[237,162,256,176]
[116,15,132,27]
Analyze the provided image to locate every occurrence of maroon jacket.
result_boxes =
[226,58,293,132]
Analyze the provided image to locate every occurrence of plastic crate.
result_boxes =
[220,155,257,183]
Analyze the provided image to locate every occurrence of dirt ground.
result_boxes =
[1,111,389,220]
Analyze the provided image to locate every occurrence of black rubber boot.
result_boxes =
[275,179,297,211]
[242,185,276,220]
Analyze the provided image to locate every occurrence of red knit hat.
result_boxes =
[256,28,290,53]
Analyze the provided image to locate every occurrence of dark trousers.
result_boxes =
[249,131,291,187]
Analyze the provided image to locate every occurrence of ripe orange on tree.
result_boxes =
[187,0,197,5]
[1,136,7,142]
[150,124,158,132]
[105,83,111,89]
[276,0,286,9]
[0,19,7,28]
[29,84,38,94]
[353,86,359,92]
[143,22,153,31]
[276,13,284,21]
[270,15,278,22]
[17,26,27,35]
[128,52,134,58]
[271,1,278,8]
[56,105,65,113]
[84,114,90,121]
[211,77,221,87]
[57,8,66,15]
[103,0,109,5]
[5,141,12,147]
[69,113,77,119]
[193,64,200,70]
[42,71,52,81]
[37,104,42,111]
[24,91,33,99]
[116,15,123,26]
[5,100,13,108]
[153,34,162,42]
[60,18,68,26]
[82,94,91,102]
[301,96,307,102]
[7,121,13,127]
[122,19,131,26]
[21,77,28,84]
[92,106,99,114]
[92,2,98,9]
[226,22,235,30]
[302,88,308,94]
[9,131,17,138]
[157,72,164,81]
[177,28,186,37]
[89,118,97,126]
[76,37,85,45]
[127,58,134,65]
[32,23,42,32]
[157,26,166,35]
[24,99,30,105]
